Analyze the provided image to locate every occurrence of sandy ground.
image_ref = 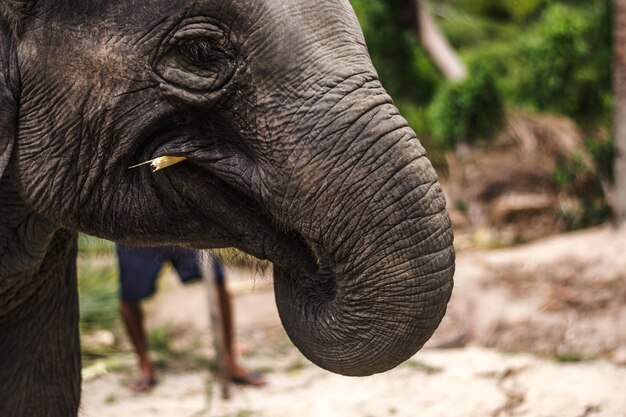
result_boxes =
[80,225,626,417]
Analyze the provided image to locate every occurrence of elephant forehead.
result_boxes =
[27,0,366,53]
[30,0,359,28]
[20,34,130,86]
[18,0,368,81]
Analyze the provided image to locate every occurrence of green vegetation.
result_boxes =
[427,63,504,148]
[78,234,114,255]
[285,357,309,374]
[77,261,121,366]
[351,0,442,106]
[553,135,613,230]
[513,3,612,122]
[555,351,584,363]
[449,0,547,23]
[404,359,443,374]
[148,325,213,371]
[78,262,119,332]
[349,0,612,142]
[77,235,119,362]
[349,0,614,225]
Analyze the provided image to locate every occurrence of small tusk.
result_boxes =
[129,156,188,172]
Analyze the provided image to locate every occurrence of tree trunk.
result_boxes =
[415,0,467,81]
[614,0,626,225]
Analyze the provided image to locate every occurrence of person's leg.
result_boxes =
[215,277,235,371]
[120,299,156,389]
[116,244,162,391]
[214,261,266,386]
[173,250,266,386]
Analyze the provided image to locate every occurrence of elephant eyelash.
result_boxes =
[128,156,188,172]
[179,38,226,66]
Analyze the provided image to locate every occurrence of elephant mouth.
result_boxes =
[134,134,322,275]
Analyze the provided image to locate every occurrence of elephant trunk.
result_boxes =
[272,98,455,376]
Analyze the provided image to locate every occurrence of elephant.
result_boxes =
[0,0,455,415]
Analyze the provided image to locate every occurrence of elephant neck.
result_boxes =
[0,172,67,316]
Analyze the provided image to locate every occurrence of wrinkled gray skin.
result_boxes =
[0,1,454,415]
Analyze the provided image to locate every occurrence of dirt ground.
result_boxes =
[79,225,626,417]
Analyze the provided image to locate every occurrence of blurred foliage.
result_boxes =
[350,0,442,105]
[448,0,547,23]
[427,63,504,147]
[78,262,119,332]
[349,0,614,227]
[555,351,584,363]
[350,0,443,143]
[553,137,613,230]
[148,325,213,371]
[558,198,612,231]
[586,135,614,183]
[77,237,120,365]
[437,0,612,123]
[78,234,115,255]
[513,3,612,122]
[349,0,613,150]
[438,11,520,50]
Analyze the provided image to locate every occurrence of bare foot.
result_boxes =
[230,364,267,387]
[129,357,157,393]
[128,376,158,393]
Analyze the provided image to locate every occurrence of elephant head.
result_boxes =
[0,0,454,413]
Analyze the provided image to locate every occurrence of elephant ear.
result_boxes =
[0,16,18,180]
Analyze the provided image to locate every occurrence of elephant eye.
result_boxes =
[179,38,223,68]
[155,20,237,93]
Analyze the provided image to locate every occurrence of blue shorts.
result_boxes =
[117,244,225,301]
